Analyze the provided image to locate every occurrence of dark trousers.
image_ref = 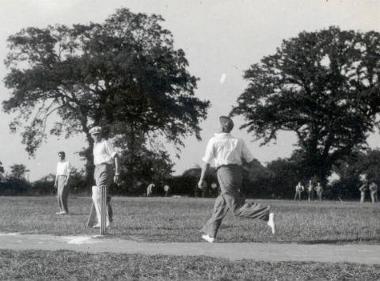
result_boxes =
[201,165,270,238]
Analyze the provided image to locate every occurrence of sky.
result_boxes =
[0,0,379,181]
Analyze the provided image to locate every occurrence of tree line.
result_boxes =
[2,148,380,199]
[1,9,380,198]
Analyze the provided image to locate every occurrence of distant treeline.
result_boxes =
[1,148,379,200]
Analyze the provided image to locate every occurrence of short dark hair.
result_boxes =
[58,151,65,157]
[219,116,234,133]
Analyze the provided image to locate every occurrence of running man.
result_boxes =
[54,151,71,215]
[198,116,275,243]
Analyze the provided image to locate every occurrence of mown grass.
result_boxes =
[0,196,379,243]
[0,249,379,281]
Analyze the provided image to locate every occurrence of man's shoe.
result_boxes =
[267,212,276,235]
[92,223,101,228]
[201,234,215,243]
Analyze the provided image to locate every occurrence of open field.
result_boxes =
[0,249,379,281]
[0,196,379,243]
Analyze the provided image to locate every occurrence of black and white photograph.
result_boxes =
[0,0,379,280]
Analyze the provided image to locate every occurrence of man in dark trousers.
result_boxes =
[198,116,275,243]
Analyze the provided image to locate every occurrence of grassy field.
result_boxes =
[0,196,379,243]
[0,249,379,281]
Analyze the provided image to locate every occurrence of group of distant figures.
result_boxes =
[146,183,171,197]
[294,180,323,201]
[294,178,378,203]
[146,182,219,198]
[359,180,378,204]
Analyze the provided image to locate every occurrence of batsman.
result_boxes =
[87,126,120,233]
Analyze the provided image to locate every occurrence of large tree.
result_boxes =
[3,8,209,183]
[231,27,380,185]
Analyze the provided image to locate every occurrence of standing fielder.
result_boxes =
[359,180,367,203]
[369,182,378,204]
[198,116,275,243]
[307,180,314,202]
[54,151,71,215]
[294,182,304,200]
[315,182,323,201]
[87,126,119,229]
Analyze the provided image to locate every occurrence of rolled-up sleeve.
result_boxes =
[202,139,215,164]
[241,140,254,163]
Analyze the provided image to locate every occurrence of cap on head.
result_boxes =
[219,116,234,132]
[89,126,102,135]
[58,151,65,157]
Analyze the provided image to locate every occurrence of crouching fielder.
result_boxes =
[198,116,275,243]
[87,126,119,229]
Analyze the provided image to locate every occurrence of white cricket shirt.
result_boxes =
[56,161,71,176]
[93,140,117,165]
[202,133,254,168]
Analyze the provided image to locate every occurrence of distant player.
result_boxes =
[54,151,71,215]
[307,180,314,202]
[369,182,378,204]
[315,182,323,201]
[147,183,155,197]
[294,182,304,200]
[163,184,170,197]
[359,180,367,203]
[210,182,218,197]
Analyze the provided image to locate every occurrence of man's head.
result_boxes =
[58,151,65,160]
[219,116,234,133]
[89,126,102,141]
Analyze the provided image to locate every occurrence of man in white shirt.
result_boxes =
[315,182,323,201]
[359,180,367,203]
[294,182,304,200]
[369,182,378,204]
[147,183,155,197]
[54,151,71,215]
[198,116,275,243]
[307,180,314,202]
[163,184,170,197]
[87,126,119,229]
